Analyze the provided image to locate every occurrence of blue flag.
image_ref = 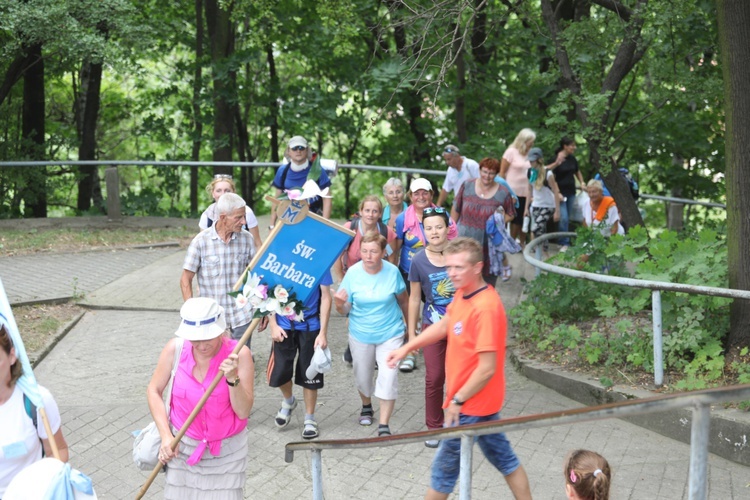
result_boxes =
[0,277,44,409]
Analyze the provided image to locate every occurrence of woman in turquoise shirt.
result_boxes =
[334,232,408,437]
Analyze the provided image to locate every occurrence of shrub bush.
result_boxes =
[511,225,730,388]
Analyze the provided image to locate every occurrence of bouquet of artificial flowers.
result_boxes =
[229,272,304,321]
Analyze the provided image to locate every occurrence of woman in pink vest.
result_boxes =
[147,298,254,500]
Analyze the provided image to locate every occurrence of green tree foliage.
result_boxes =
[0,0,730,220]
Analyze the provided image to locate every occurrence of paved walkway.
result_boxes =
[4,217,750,499]
[1,247,178,305]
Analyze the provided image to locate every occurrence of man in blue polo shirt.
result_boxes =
[269,136,332,228]
[266,270,333,440]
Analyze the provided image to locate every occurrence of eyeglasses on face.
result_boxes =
[423,207,448,216]
[290,146,307,152]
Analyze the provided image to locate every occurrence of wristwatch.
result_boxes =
[226,377,240,387]
[451,395,464,406]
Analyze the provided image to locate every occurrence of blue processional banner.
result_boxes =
[252,200,353,304]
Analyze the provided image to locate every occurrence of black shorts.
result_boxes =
[266,328,323,390]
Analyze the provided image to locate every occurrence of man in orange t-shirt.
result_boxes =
[387,237,531,500]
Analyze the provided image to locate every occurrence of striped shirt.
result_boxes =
[183,225,256,328]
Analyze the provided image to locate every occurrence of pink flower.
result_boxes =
[274,285,289,303]
[281,302,296,317]
[285,189,302,200]
[235,294,249,309]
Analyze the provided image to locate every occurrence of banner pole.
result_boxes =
[38,408,61,460]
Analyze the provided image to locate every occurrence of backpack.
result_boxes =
[341,215,389,271]
[23,392,45,458]
[527,167,550,189]
[348,214,389,239]
[595,169,639,201]
[619,168,640,201]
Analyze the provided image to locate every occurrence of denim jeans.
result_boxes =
[430,412,521,493]
[558,194,578,246]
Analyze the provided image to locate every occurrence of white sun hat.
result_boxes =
[175,297,227,341]
[305,346,333,380]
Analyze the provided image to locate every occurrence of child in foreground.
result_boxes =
[564,449,611,500]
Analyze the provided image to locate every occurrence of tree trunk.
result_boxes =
[21,44,46,218]
[470,0,491,67]
[77,60,104,213]
[390,8,431,167]
[667,155,684,231]
[266,44,280,164]
[454,45,467,143]
[191,0,204,214]
[716,0,750,353]
[234,103,256,204]
[205,0,234,174]
[0,55,29,108]
[541,0,647,229]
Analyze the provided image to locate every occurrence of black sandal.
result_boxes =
[378,424,391,437]
[359,406,374,426]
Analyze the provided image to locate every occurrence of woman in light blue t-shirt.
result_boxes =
[334,232,408,437]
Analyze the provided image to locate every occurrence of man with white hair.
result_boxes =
[181,192,257,346]
[437,145,480,208]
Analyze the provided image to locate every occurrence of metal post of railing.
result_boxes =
[688,404,710,500]
[312,449,323,500]
[458,434,473,500]
[535,244,542,276]
[652,290,663,387]
[104,166,121,220]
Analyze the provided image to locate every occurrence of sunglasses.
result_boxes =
[444,147,458,154]
[423,207,448,216]
[213,174,233,180]
[290,145,307,152]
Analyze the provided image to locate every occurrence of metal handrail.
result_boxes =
[0,160,446,177]
[523,232,748,300]
[0,161,731,206]
[523,232,749,386]
[285,384,750,500]
[640,193,726,209]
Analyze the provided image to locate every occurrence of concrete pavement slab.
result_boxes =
[80,250,185,312]
[0,247,179,305]
[34,306,750,499]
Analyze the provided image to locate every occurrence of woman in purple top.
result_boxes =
[451,158,516,285]
[406,207,456,448]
